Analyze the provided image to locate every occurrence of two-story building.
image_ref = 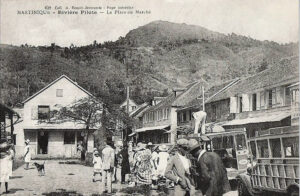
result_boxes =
[136,82,202,144]
[177,56,299,139]
[17,75,97,158]
[120,98,138,114]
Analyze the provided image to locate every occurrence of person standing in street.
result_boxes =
[165,139,196,196]
[101,139,115,194]
[157,144,170,177]
[23,139,31,170]
[120,144,130,184]
[0,139,14,194]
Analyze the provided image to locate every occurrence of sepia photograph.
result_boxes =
[0,0,299,195]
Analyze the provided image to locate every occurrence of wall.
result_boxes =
[206,99,232,123]
[23,77,89,129]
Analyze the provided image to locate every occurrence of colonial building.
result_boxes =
[18,75,97,158]
[177,56,299,139]
[136,82,202,144]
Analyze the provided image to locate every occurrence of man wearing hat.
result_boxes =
[187,139,230,196]
[165,139,196,196]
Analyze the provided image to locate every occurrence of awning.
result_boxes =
[223,112,291,126]
[128,132,136,137]
[135,125,170,133]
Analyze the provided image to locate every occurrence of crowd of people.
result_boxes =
[92,138,202,195]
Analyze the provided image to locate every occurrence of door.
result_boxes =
[38,131,48,154]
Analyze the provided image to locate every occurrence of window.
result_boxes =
[250,141,257,159]
[56,89,63,97]
[182,112,187,122]
[239,97,243,113]
[282,137,299,157]
[268,89,276,108]
[38,106,50,120]
[257,140,269,158]
[285,87,292,106]
[260,92,265,109]
[64,132,75,144]
[189,110,192,120]
[166,108,170,119]
[252,94,257,111]
[235,134,247,150]
[222,135,234,149]
[270,139,281,158]
[212,105,217,122]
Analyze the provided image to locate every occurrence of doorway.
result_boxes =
[38,131,48,154]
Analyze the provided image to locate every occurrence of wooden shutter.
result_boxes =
[242,94,250,111]
[256,92,261,110]
[31,106,38,120]
[230,97,238,113]
[260,91,265,109]
[276,87,284,106]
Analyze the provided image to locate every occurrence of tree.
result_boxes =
[49,96,103,161]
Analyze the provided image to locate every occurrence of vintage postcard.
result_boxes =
[0,0,299,195]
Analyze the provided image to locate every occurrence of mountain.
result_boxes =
[0,21,298,107]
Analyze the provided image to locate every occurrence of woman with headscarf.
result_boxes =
[134,142,153,187]
[165,139,196,196]
[23,139,31,170]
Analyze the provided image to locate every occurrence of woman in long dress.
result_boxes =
[156,144,170,177]
[24,139,31,170]
[0,139,13,193]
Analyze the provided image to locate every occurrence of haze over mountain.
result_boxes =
[0,21,298,106]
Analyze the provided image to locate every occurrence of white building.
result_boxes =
[120,98,138,114]
[15,75,96,159]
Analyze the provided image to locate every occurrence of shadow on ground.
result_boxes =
[10,176,23,179]
[6,188,24,194]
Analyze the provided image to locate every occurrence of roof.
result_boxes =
[222,111,290,126]
[135,125,170,133]
[0,103,19,117]
[145,82,203,112]
[208,56,299,102]
[177,78,240,111]
[22,75,94,104]
[120,98,138,107]
[129,103,149,117]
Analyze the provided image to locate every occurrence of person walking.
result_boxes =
[101,139,115,194]
[157,144,170,177]
[165,139,196,196]
[0,139,14,194]
[7,137,15,178]
[92,150,102,182]
[120,145,130,184]
[23,139,31,170]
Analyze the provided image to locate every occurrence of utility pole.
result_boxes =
[202,86,205,112]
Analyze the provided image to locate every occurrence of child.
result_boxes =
[0,139,13,193]
[92,150,102,182]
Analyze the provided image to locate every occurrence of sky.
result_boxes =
[0,0,298,46]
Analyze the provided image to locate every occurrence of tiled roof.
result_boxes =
[208,56,299,102]
[146,82,203,111]
[178,78,240,110]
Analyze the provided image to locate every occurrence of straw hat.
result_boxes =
[158,144,168,152]
[147,142,153,146]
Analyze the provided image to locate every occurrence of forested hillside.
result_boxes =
[0,20,298,107]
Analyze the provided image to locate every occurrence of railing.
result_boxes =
[255,126,299,138]
[252,158,299,191]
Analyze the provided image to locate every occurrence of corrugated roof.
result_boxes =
[208,56,299,102]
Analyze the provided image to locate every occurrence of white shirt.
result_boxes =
[178,153,190,173]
